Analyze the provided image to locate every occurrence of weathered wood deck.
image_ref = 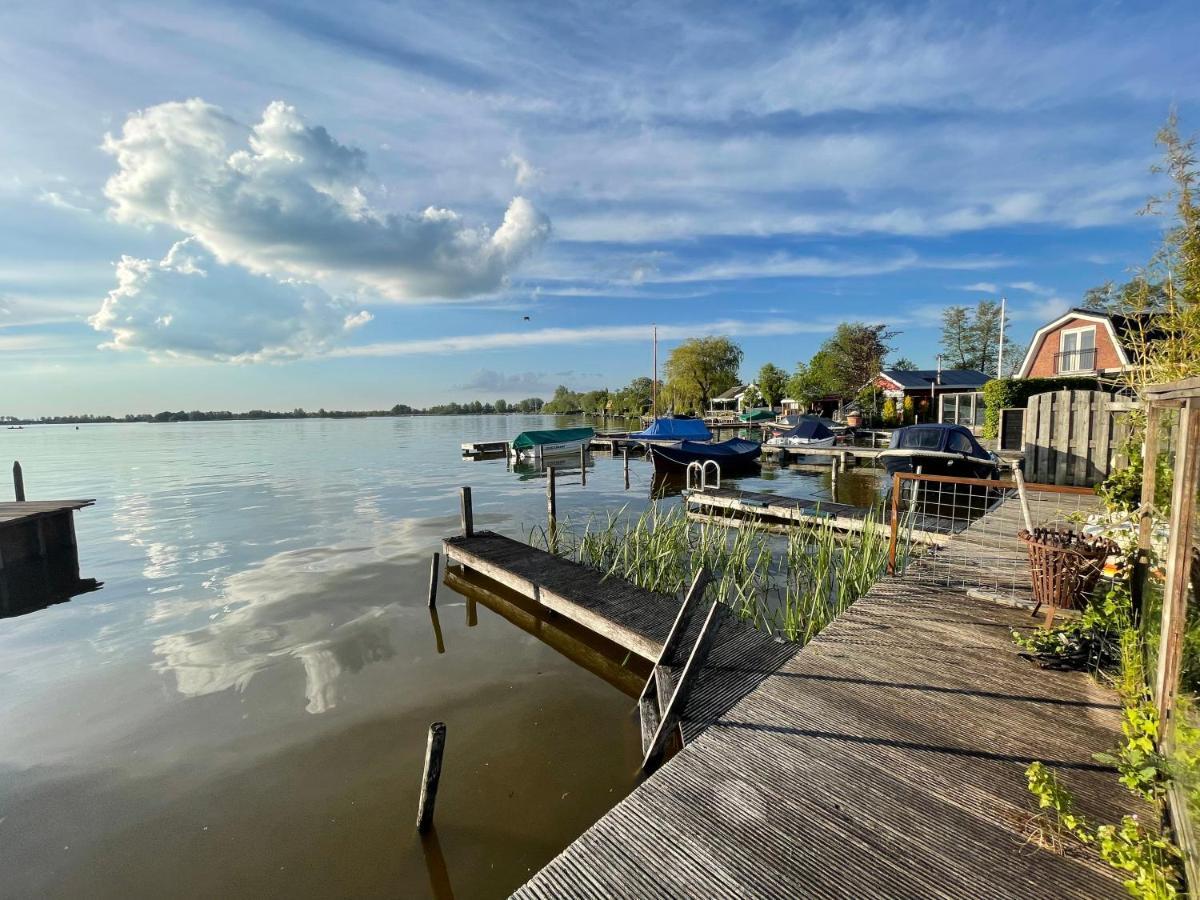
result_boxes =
[501,500,1140,898]
[0,500,97,616]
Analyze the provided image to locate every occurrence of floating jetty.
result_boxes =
[442,488,1140,898]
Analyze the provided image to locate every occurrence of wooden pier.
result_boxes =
[440,492,1141,898]
[0,500,97,616]
[460,439,509,459]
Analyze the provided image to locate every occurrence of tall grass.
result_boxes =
[530,502,901,645]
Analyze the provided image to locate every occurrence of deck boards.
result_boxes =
[504,496,1139,899]
[0,500,93,526]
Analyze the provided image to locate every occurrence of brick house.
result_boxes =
[1015,308,1161,379]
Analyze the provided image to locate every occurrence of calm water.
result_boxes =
[0,416,880,898]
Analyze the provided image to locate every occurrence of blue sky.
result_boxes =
[2,0,1198,415]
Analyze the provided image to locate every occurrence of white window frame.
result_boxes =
[1057,325,1097,374]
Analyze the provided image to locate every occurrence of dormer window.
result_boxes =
[1056,325,1096,374]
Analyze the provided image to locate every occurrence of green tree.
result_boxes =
[940,300,1015,377]
[940,306,972,369]
[890,356,919,371]
[881,397,898,425]
[494,398,509,414]
[756,363,788,407]
[664,337,743,413]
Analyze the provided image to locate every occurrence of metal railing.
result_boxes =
[1054,348,1097,374]
[887,472,1100,608]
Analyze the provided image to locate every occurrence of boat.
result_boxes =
[878,424,1000,479]
[649,437,762,473]
[738,408,777,423]
[765,417,836,449]
[511,426,595,460]
[629,417,713,444]
[764,414,845,438]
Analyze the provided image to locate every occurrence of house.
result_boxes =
[1015,308,1162,379]
[873,368,991,429]
[708,383,760,417]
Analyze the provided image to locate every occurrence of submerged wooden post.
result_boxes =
[416,722,447,833]
[459,487,473,537]
[427,552,440,608]
[546,466,557,528]
[579,445,587,486]
[623,447,630,489]
[13,461,25,502]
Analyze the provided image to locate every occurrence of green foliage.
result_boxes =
[940,300,1018,378]
[901,396,915,425]
[890,356,919,371]
[664,336,744,413]
[786,322,898,407]
[756,363,789,408]
[1095,702,1170,801]
[881,397,898,426]
[1026,763,1182,899]
[979,376,1099,438]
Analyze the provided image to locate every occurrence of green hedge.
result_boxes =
[981,376,1100,439]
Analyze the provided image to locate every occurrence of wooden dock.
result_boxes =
[460,439,509,458]
[685,487,953,546]
[0,500,97,616]
[460,500,1141,897]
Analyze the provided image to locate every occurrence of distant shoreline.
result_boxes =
[3,409,642,427]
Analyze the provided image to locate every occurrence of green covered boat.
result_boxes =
[738,408,777,422]
[511,427,595,459]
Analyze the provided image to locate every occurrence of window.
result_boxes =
[939,392,985,429]
[948,432,974,454]
[898,428,943,450]
[1056,325,1097,373]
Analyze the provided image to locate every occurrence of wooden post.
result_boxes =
[13,461,24,502]
[623,447,630,489]
[546,466,557,532]
[887,473,902,575]
[579,445,587,486]
[416,722,447,833]
[1013,468,1034,533]
[459,487,473,537]
[427,552,440,608]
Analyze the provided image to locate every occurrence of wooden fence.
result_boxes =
[1022,390,1136,486]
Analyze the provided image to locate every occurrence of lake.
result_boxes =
[0,416,881,898]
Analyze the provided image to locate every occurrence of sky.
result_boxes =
[2,0,1198,416]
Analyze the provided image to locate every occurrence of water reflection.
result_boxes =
[0,557,102,620]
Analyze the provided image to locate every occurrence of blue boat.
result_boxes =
[649,437,762,473]
[878,424,999,479]
[629,417,713,443]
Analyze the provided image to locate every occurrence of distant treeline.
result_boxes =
[2,398,550,425]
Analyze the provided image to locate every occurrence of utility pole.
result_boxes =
[997,296,1007,377]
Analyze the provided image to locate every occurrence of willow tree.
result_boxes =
[664,337,743,413]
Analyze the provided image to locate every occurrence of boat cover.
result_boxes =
[511,426,595,451]
[629,418,713,441]
[739,408,777,422]
[775,419,834,441]
[650,437,762,469]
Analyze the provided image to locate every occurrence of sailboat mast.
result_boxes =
[651,324,658,417]
[997,296,1006,377]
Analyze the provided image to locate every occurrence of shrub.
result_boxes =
[980,376,1101,438]
[901,396,915,425]
[881,397,898,426]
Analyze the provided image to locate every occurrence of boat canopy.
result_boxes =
[775,419,834,441]
[739,408,776,422]
[629,418,713,441]
[511,426,595,451]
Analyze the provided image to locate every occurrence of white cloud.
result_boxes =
[334,317,849,358]
[457,369,602,395]
[504,152,540,188]
[89,238,371,361]
[962,282,999,293]
[1009,280,1056,296]
[103,99,551,300]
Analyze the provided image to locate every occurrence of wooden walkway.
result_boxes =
[505,501,1140,898]
[685,487,951,546]
[443,531,797,743]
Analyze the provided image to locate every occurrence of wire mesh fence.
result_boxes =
[889,473,1100,609]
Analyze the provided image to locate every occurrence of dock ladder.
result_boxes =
[636,568,724,773]
[685,460,721,492]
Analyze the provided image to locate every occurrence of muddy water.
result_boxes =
[0,417,882,898]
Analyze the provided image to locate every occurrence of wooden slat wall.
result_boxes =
[1023,391,1129,486]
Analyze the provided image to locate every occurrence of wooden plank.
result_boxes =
[1053,390,1070,486]
[1094,394,1112,484]
[1070,392,1092,486]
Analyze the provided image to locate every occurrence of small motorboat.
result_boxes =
[629,417,713,444]
[766,417,836,449]
[649,437,762,473]
[879,424,999,479]
[511,426,595,460]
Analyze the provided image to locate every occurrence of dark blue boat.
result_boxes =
[649,437,762,473]
[879,424,999,479]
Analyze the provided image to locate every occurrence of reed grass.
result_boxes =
[530,501,904,645]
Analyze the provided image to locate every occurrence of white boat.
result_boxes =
[765,418,836,449]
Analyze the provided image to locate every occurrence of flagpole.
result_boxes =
[651,324,658,418]
[997,296,1006,377]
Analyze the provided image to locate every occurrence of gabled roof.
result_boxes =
[879,369,990,390]
[1015,307,1165,378]
[712,383,746,401]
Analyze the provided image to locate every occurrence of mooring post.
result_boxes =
[579,445,587,486]
[623,446,630,489]
[887,473,902,575]
[459,487,473,537]
[416,722,447,833]
[427,552,440,608]
[546,466,557,550]
[13,461,25,502]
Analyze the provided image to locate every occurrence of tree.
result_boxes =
[494,398,508,414]
[881,397,899,425]
[756,363,788,407]
[890,356,919,371]
[940,300,1016,377]
[664,337,743,413]
[741,384,763,408]
[940,306,972,369]
[787,323,897,408]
